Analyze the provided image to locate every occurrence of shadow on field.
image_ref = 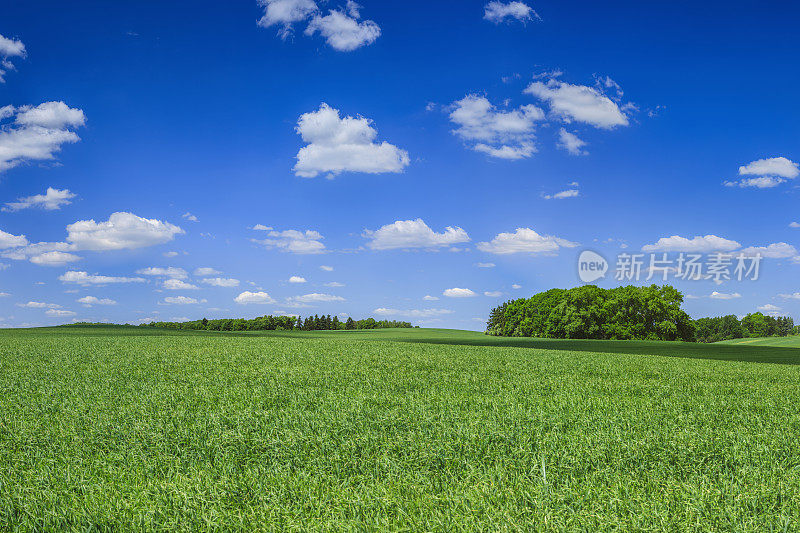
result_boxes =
[400,336,800,366]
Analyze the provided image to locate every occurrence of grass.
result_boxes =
[2,326,800,530]
[716,335,800,348]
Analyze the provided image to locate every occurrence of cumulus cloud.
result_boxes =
[0,229,28,249]
[758,303,781,313]
[46,309,76,317]
[66,212,184,251]
[449,94,543,159]
[289,275,307,283]
[3,187,76,211]
[29,251,81,266]
[364,218,470,250]
[709,291,741,300]
[477,227,578,254]
[0,102,86,173]
[59,270,146,285]
[0,34,26,82]
[258,0,379,50]
[373,307,454,318]
[641,235,741,253]
[557,128,588,155]
[201,277,240,287]
[252,227,325,254]
[443,287,477,298]
[293,103,409,178]
[483,1,539,24]
[725,157,799,188]
[162,296,199,305]
[17,301,61,309]
[739,242,799,260]
[136,267,188,279]
[305,2,381,51]
[163,279,199,290]
[77,296,116,306]
[525,76,629,129]
[234,291,276,304]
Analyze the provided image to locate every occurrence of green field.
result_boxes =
[2,326,800,530]
[716,335,800,348]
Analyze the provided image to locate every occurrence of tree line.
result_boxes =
[486,285,796,342]
[142,314,413,332]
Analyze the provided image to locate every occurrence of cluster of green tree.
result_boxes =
[693,313,795,343]
[142,314,413,332]
[486,285,696,341]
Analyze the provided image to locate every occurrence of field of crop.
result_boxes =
[2,326,800,530]
[716,335,800,348]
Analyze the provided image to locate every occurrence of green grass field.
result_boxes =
[716,335,800,348]
[2,326,800,530]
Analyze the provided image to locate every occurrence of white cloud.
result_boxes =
[512,284,522,289]
[201,277,240,287]
[286,293,345,306]
[288,276,307,283]
[790,222,800,229]
[136,267,188,279]
[320,265,334,271]
[77,296,116,306]
[739,157,799,179]
[29,251,81,266]
[163,279,199,290]
[46,309,76,317]
[557,128,588,155]
[758,303,781,312]
[525,77,629,129]
[3,187,76,211]
[59,271,146,285]
[252,224,272,231]
[182,212,198,222]
[257,0,318,36]
[740,242,799,259]
[364,218,470,250]
[448,94,543,159]
[484,291,503,297]
[294,103,409,178]
[162,296,199,305]
[475,262,495,268]
[305,3,381,51]
[477,227,578,254]
[0,229,28,249]
[373,308,454,318]
[0,34,26,83]
[0,102,86,172]
[422,295,439,301]
[253,227,325,254]
[163,251,180,258]
[543,185,579,200]
[641,235,741,253]
[66,212,184,251]
[779,293,800,300]
[324,281,344,287]
[194,267,221,276]
[234,291,276,304]
[483,1,539,24]
[725,157,799,188]
[443,287,477,298]
[709,291,741,300]
[18,301,61,308]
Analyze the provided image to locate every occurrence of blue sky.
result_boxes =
[1,0,799,329]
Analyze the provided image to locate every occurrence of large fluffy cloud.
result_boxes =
[525,77,629,129]
[0,229,28,249]
[234,291,276,304]
[477,227,578,254]
[641,235,741,253]
[252,226,326,254]
[449,95,543,159]
[483,1,539,24]
[443,288,477,298]
[364,219,470,250]
[3,187,76,211]
[66,212,184,251]
[294,103,409,178]
[0,102,86,173]
[0,34,26,83]
[257,0,318,36]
